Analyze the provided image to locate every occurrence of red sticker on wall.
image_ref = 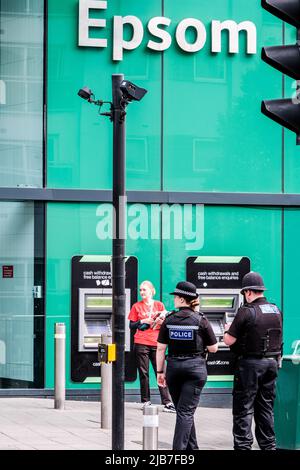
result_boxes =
[2,266,14,278]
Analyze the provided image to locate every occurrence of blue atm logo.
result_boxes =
[169,330,194,340]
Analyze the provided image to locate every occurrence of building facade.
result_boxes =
[0,0,299,397]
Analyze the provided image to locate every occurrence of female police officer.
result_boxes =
[156,281,218,450]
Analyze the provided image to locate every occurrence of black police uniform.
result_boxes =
[158,307,217,450]
[227,296,283,450]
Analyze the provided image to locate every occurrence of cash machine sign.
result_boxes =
[259,304,280,315]
[167,325,198,340]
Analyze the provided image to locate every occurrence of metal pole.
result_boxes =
[54,323,66,410]
[101,333,112,429]
[143,406,159,450]
[111,73,126,450]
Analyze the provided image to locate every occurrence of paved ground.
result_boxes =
[0,397,260,450]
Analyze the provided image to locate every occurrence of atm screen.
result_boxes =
[200,296,234,309]
[85,296,112,309]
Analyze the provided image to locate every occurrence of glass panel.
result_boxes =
[0,202,44,388]
[162,205,282,387]
[0,1,44,188]
[46,202,158,389]
[47,0,161,190]
[284,25,300,191]
[163,206,282,310]
[283,209,300,354]
[163,0,282,192]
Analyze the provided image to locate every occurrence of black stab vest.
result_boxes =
[242,302,283,357]
[164,308,205,357]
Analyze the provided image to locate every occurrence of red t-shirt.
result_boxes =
[128,300,166,346]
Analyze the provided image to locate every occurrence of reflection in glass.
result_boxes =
[0,201,44,388]
[0,202,34,381]
[0,1,44,187]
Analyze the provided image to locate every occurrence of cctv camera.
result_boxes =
[78,86,93,101]
[120,80,147,102]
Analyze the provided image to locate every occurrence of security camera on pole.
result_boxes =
[78,76,147,450]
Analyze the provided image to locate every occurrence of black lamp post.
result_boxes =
[78,74,147,450]
[111,73,126,451]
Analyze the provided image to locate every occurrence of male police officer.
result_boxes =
[223,272,283,451]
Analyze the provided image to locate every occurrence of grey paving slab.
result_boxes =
[0,397,256,450]
[0,433,34,450]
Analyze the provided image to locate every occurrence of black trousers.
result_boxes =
[232,357,278,450]
[166,356,207,450]
[134,344,171,405]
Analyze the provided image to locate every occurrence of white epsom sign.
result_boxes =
[78,0,257,61]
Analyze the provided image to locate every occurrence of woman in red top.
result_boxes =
[128,280,175,412]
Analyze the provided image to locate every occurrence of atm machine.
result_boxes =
[187,256,250,376]
[197,289,242,372]
[71,255,137,383]
[198,291,241,343]
[78,288,131,353]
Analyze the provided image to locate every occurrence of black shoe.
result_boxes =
[163,403,176,413]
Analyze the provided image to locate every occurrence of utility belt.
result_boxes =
[167,352,205,359]
[239,352,281,360]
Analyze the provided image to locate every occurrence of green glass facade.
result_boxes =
[1,1,300,394]
[46,0,290,193]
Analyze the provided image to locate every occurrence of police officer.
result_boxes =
[223,272,283,451]
[156,281,218,450]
